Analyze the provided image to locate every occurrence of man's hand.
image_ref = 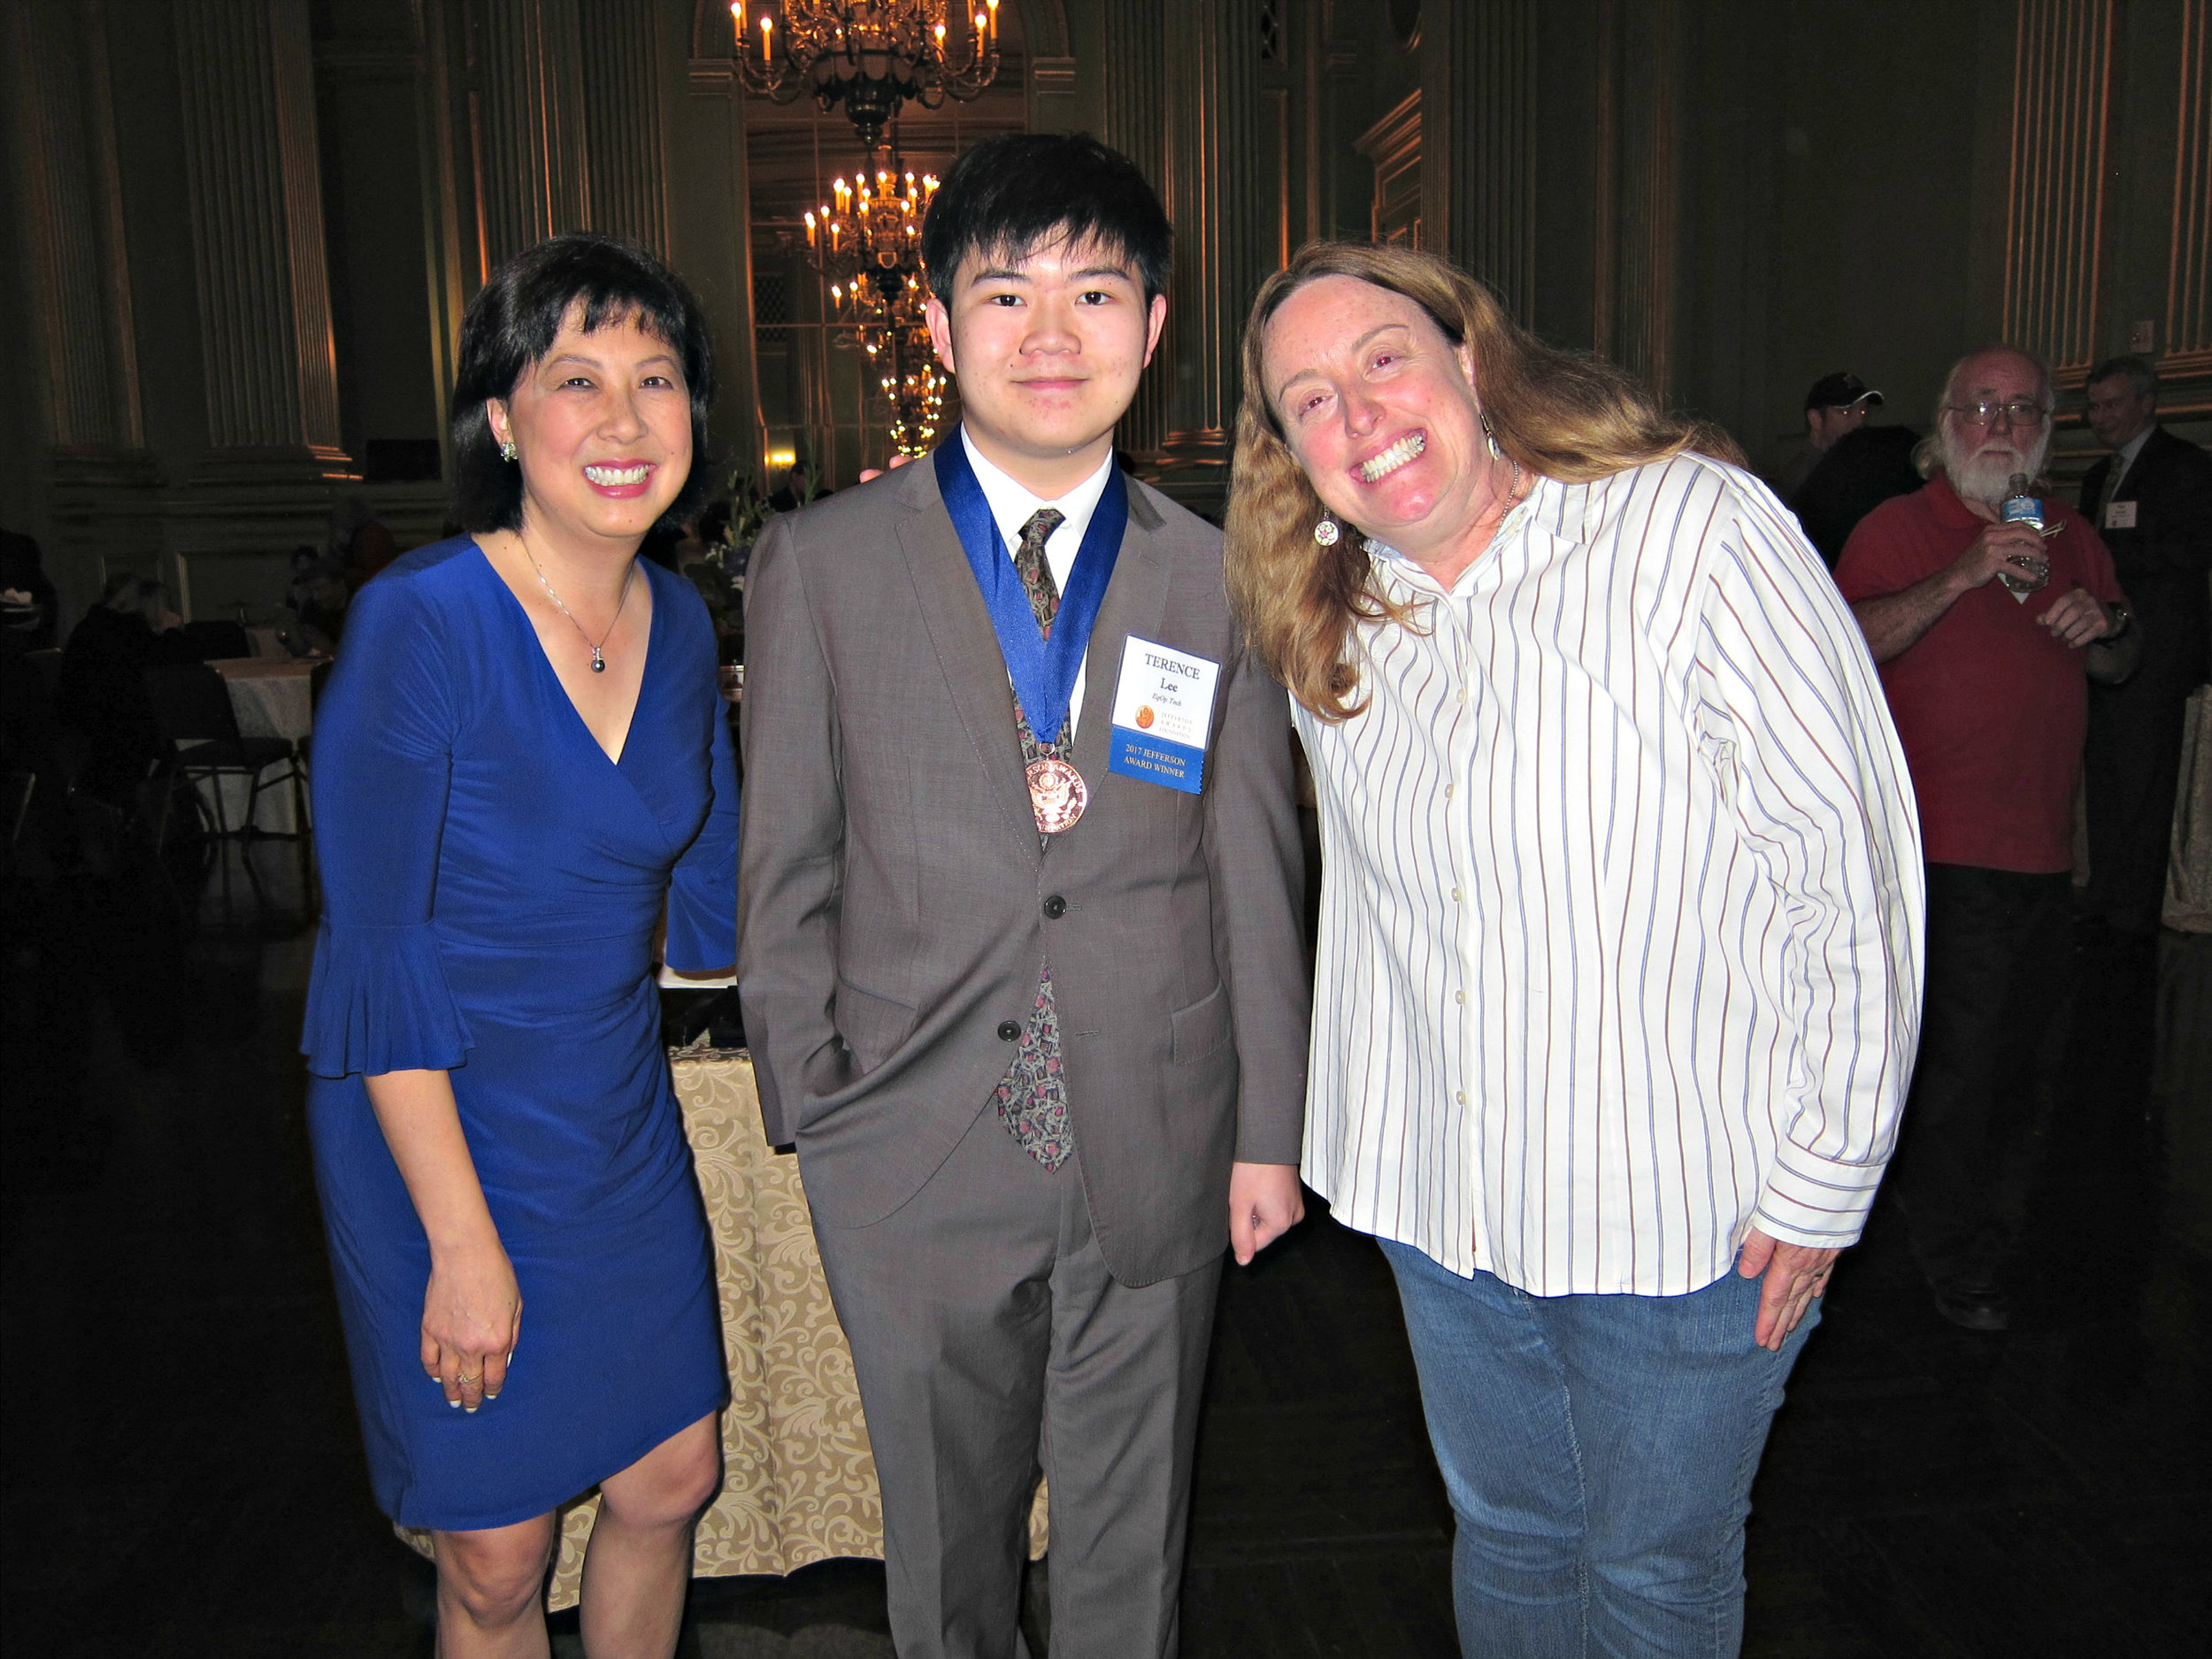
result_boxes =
[1950,518,2047,594]
[2039,585,2118,649]
[1735,1227,1838,1353]
[1855,517,2051,663]
[856,453,915,485]
[1228,1163,1305,1265]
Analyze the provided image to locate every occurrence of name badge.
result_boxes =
[2105,499,2139,530]
[1108,635,1220,795]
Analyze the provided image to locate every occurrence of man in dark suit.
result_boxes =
[2078,354,2212,933]
[738,134,1310,1659]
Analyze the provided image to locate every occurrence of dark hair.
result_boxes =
[920,133,1172,304]
[451,233,716,534]
[2086,353,2158,400]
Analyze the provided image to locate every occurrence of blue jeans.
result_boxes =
[1379,1240,1816,1659]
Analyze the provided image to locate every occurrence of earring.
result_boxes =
[1477,409,1505,462]
[498,440,518,463]
[1313,518,1340,547]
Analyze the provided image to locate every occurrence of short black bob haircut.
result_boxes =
[451,232,716,534]
[920,133,1172,306]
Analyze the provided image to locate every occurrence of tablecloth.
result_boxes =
[399,1051,1048,1608]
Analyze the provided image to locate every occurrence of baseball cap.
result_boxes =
[1805,373,1883,411]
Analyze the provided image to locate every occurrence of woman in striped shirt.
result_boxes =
[1225,242,1923,1659]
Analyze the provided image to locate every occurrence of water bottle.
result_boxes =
[1995,472,2050,600]
[2000,472,2043,531]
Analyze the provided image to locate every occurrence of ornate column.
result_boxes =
[12,0,143,455]
[468,0,672,267]
[1591,0,1680,396]
[173,0,351,478]
[2167,0,2211,372]
[1420,0,1537,323]
[579,0,668,256]
[470,0,590,266]
[681,0,764,476]
[2001,0,2116,385]
[1159,0,1263,471]
[1101,0,1170,456]
[9,0,157,618]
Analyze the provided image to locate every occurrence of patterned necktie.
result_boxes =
[995,504,1075,1171]
[1012,507,1065,635]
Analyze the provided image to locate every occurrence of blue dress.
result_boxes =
[301,537,737,1532]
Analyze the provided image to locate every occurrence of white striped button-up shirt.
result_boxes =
[1297,454,1924,1297]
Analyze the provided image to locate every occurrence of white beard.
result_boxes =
[1941,421,2051,506]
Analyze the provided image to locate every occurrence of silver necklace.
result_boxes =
[518,534,635,673]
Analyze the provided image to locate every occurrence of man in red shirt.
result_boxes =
[1834,345,2139,1332]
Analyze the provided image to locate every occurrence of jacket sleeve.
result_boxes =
[1202,633,1310,1164]
[736,514,854,1145]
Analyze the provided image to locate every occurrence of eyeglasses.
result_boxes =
[1946,399,2049,429]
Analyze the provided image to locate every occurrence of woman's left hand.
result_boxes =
[1735,1228,1839,1352]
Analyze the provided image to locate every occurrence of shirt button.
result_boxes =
[1455,1091,1467,1104]
[997,1020,1021,1041]
[1451,886,1462,902]
[1444,782,1455,798]
[1455,990,1466,1004]
[1042,895,1067,919]
[1458,687,1468,703]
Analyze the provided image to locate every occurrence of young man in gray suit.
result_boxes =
[737,134,1310,1659]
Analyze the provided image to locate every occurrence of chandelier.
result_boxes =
[806,163,949,456]
[734,1,1002,152]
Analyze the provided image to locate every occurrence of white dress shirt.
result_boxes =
[961,426,1114,740]
[2108,424,2154,498]
[1297,453,1924,1297]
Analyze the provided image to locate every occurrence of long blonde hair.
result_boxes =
[1224,242,1743,721]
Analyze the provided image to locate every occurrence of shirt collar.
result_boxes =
[2114,424,2154,478]
[1366,480,1548,599]
[959,425,1115,562]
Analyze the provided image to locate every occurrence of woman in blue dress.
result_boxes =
[303,233,737,1657]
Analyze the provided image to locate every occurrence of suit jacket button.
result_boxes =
[997,1020,1021,1041]
[1042,895,1067,918]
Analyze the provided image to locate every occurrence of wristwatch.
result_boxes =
[2100,602,2133,645]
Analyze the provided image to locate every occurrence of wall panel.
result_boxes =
[2001,0,2115,383]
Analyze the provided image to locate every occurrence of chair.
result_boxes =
[142,663,303,843]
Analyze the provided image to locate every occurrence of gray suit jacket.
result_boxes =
[738,454,1308,1287]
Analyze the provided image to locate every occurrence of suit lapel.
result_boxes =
[1072,484,1171,787]
[894,463,1043,856]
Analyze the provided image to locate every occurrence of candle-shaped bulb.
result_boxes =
[759,14,772,67]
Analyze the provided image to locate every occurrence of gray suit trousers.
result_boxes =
[808,1105,1221,1659]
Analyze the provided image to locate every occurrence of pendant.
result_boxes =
[1026,757,1088,834]
[590,647,606,673]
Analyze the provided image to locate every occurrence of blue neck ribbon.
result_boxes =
[935,435,1128,746]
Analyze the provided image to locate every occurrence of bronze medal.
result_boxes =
[1025,757,1088,833]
